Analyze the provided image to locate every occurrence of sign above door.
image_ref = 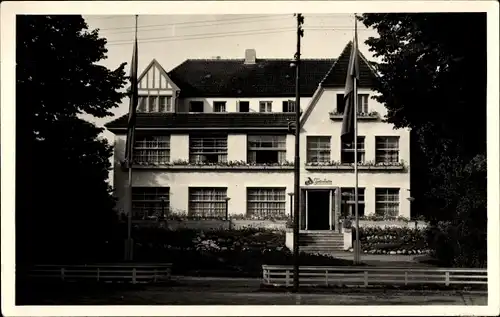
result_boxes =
[305,177,333,186]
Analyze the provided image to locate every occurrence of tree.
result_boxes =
[358,13,487,267]
[16,15,127,264]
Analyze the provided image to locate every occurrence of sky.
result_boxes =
[82,14,380,183]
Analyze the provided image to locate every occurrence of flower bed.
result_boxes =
[356,227,430,255]
[131,227,354,277]
[305,160,406,170]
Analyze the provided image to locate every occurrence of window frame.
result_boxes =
[340,136,366,163]
[306,136,331,163]
[238,101,250,112]
[189,134,228,164]
[131,187,170,219]
[340,187,366,217]
[213,101,227,113]
[375,136,400,163]
[247,187,287,218]
[375,188,400,217]
[188,187,228,218]
[282,100,296,112]
[189,101,204,113]
[133,135,171,164]
[259,101,273,113]
[247,134,287,164]
[336,93,369,113]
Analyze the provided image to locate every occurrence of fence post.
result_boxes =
[364,271,368,287]
[325,270,329,286]
[404,271,408,285]
[61,268,65,281]
[285,269,290,287]
[154,268,157,282]
[97,268,100,282]
[132,268,137,284]
[445,271,450,286]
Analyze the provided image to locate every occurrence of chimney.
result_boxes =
[244,49,256,64]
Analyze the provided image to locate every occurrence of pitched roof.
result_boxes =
[320,41,377,88]
[167,58,336,98]
[105,113,297,133]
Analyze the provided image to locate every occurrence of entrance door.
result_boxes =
[306,190,330,230]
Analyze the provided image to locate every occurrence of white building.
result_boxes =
[106,42,411,231]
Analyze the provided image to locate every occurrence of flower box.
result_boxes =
[329,111,380,121]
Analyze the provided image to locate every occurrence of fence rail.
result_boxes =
[261,265,487,288]
[22,263,172,284]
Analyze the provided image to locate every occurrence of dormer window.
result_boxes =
[214,101,226,113]
[189,101,204,113]
[282,100,295,112]
[336,94,369,113]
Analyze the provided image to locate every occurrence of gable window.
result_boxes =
[238,101,250,112]
[375,188,400,217]
[376,136,400,163]
[189,187,228,218]
[214,101,226,113]
[306,136,331,163]
[132,187,169,220]
[189,101,204,112]
[259,101,272,113]
[341,136,365,163]
[336,94,369,113]
[138,97,147,112]
[247,135,286,164]
[282,100,295,112]
[189,134,228,164]
[159,96,172,112]
[247,188,286,218]
[148,96,157,112]
[340,188,365,217]
[133,135,170,164]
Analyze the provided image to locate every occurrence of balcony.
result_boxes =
[304,160,407,171]
[329,111,380,121]
[121,159,295,170]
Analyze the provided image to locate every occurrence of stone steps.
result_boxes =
[298,231,345,252]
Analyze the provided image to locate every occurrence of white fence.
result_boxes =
[24,263,172,284]
[262,265,487,287]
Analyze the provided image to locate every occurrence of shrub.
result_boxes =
[356,226,429,255]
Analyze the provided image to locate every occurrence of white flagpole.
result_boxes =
[353,14,360,265]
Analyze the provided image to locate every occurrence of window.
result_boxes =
[214,101,226,113]
[148,96,157,112]
[133,135,170,164]
[341,136,365,163]
[376,136,400,163]
[132,187,169,219]
[282,100,295,112]
[306,136,331,163]
[336,94,369,113]
[159,96,172,112]
[247,188,286,218]
[238,101,250,112]
[376,188,400,217]
[189,134,228,163]
[340,188,365,217]
[189,101,204,112]
[259,101,272,112]
[189,188,228,218]
[247,135,286,164]
[138,97,147,112]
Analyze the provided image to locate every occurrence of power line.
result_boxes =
[104,15,292,35]
[93,14,290,31]
[103,27,372,46]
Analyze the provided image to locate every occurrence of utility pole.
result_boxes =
[292,13,304,293]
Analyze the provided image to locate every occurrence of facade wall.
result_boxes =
[177,97,310,113]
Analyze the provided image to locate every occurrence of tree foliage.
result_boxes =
[359,13,487,267]
[16,15,127,264]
